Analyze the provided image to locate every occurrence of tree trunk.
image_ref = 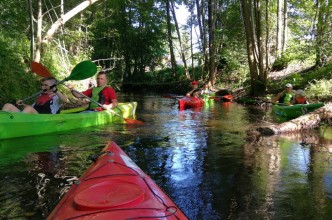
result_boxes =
[282,0,288,53]
[240,0,268,96]
[240,0,258,94]
[315,0,331,66]
[28,0,34,64]
[35,0,42,62]
[265,0,269,69]
[170,0,190,79]
[257,103,332,135]
[208,0,216,86]
[196,0,209,81]
[276,0,282,57]
[43,0,99,43]
[166,0,177,76]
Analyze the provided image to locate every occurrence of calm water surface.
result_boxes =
[0,94,331,219]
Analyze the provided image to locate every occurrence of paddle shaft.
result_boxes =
[72,90,125,119]
[21,90,45,103]
[21,80,65,103]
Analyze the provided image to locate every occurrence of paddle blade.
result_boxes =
[124,118,144,125]
[66,60,97,81]
[31,62,52,78]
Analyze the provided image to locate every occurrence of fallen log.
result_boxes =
[257,102,332,136]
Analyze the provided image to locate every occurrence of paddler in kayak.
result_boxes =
[1,77,68,114]
[272,83,294,105]
[292,89,309,104]
[185,80,199,97]
[68,71,118,111]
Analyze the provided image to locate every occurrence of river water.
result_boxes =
[0,94,331,219]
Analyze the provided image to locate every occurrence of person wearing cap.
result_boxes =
[272,83,294,105]
[292,90,308,104]
[185,81,199,97]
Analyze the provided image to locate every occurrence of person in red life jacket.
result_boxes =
[69,71,118,111]
[272,83,294,105]
[292,90,308,104]
[186,81,199,97]
[2,77,68,114]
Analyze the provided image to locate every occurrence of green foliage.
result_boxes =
[0,33,39,106]
[272,53,293,71]
[89,0,168,82]
[306,79,332,100]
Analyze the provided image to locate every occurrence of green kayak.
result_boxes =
[272,102,324,119]
[0,102,137,139]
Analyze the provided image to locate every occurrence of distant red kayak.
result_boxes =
[209,94,233,102]
[178,96,204,109]
[47,142,188,220]
[219,94,233,102]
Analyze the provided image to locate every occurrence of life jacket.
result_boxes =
[33,93,60,114]
[294,97,307,104]
[279,92,293,104]
[83,86,117,110]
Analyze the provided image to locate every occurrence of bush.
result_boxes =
[271,53,293,71]
[306,79,332,100]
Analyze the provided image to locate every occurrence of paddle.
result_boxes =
[73,89,144,125]
[31,62,52,78]
[22,60,97,103]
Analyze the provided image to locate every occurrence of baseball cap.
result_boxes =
[191,81,198,85]
[285,83,292,88]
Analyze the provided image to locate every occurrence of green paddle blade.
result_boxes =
[65,60,97,81]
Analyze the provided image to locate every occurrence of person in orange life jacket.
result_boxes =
[292,90,308,104]
[186,81,199,97]
[68,71,118,111]
[2,77,68,114]
[272,83,294,105]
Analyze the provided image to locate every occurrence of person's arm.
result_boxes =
[50,85,69,103]
[67,84,90,99]
[102,99,118,110]
[55,91,69,103]
[186,89,195,97]
[101,87,118,109]
[272,92,282,103]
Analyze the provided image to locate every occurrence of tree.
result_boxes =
[166,0,177,76]
[170,0,190,79]
[240,0,269,96]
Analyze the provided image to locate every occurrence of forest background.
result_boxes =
[1,0,332,106]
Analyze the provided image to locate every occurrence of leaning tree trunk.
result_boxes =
[257,103,332,135]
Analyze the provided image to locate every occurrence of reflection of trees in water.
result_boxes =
[235,131,332,219]
[24,148,97,217]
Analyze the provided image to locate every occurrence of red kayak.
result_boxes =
[47,142,188,220]
[178,97,204,109]
[209,94,233,102]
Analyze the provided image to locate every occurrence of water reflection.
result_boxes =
[0,95,331,219]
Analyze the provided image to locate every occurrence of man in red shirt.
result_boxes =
[69,72,118,111]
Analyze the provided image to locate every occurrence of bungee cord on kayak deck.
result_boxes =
[81,151,182,218]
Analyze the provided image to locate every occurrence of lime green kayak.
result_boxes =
[0,102,137,139]
[272,102,324,119]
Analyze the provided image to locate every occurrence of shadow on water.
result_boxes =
[0,94,331,219]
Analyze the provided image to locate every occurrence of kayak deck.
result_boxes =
[178,97,204,109]
[0,102,137,139]
[47,141,188,220]
[272,102,324,119]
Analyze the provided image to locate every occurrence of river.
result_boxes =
[0,94,331,219]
